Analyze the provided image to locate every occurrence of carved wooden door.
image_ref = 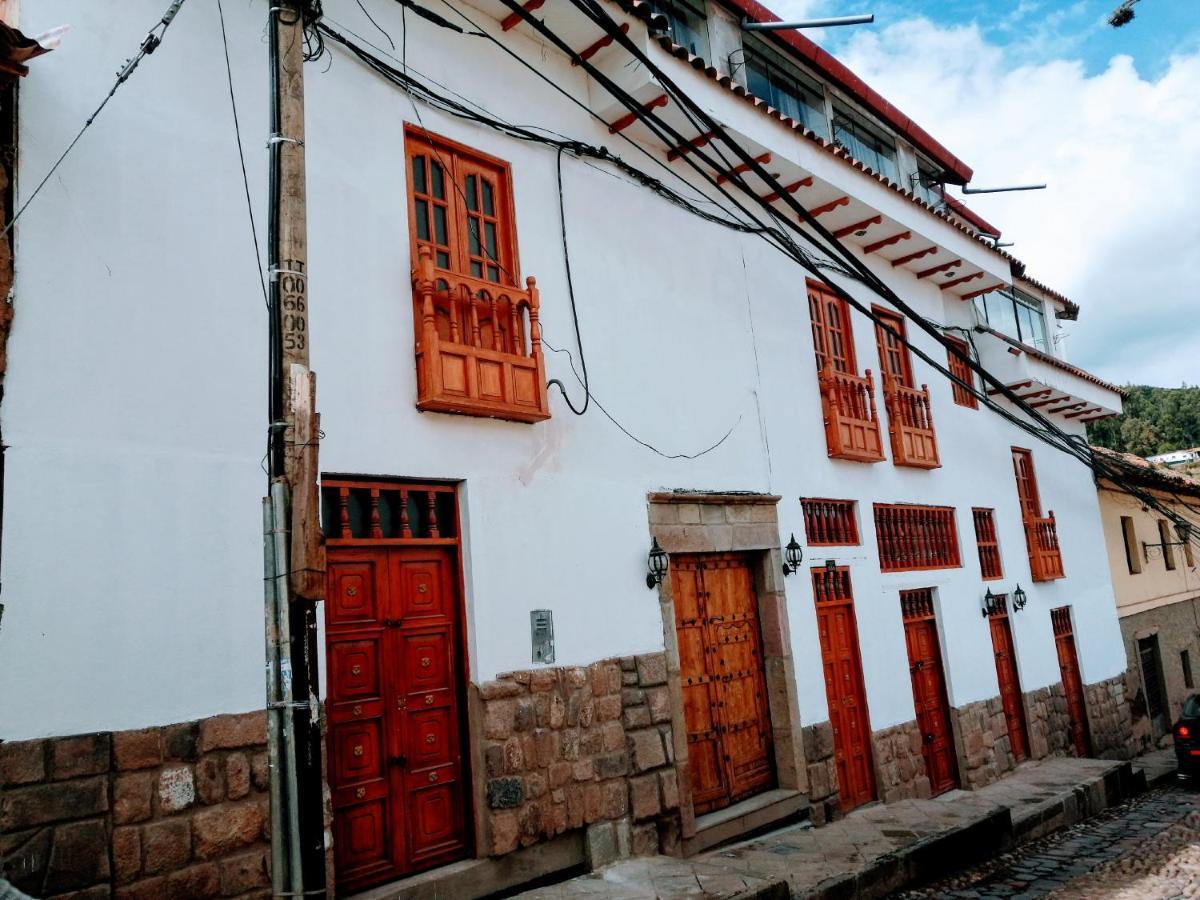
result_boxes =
[1052,607,1091,757]
[673,553,774,815]
[989,603,1029,761]
[901,591,958,795]
[326,546,468,892]
[812,567,876,810]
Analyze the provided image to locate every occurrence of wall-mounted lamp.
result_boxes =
[1012,584,1028,612]
[782,534,804,576]
[981,586,1001,618]
[646,537,668,589]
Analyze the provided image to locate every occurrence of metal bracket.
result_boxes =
[267,133,305,148]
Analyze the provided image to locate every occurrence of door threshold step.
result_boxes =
[683,788,808,856]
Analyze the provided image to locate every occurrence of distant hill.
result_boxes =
[1087,384,1200,458]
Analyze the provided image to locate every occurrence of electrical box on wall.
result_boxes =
[531,609,555,664]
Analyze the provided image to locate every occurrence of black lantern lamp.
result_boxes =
[981,586,1001,618]
[646,537,668,589]
[782,534,804,576]
[1012,584,1028,612]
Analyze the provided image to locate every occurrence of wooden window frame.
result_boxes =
[873,503,961,573]
[945,335,978,408]
[972,507,1003,580]
[801,497,859,546]
[1184,649,1195,690]
[1012,447,1065,581]
[874,306,939,469]
[1183,525,1196,568]
[872,307,913,388]
[1160,520,1177,571]
[1121,516,1142,574]
[808,281,858,376]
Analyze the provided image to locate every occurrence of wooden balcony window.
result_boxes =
[801,498,859,545]
[972,507,1003,580]
[807,280,884,463]
[874,503,961,572]
[945,336,978,408]
[406,128,549,423]
[875,309,940,469]
[1012,447,1065,581]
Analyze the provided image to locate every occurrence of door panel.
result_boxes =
[672,553,774,815]
[989,610,1029,761]
[327,545,469,892]
[1052,608,1091,757]
[900,591,958,795]
[813,567,876,810]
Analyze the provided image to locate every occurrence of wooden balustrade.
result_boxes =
[882,374,940,469]
[412,245,549,423]
[1024,511,1065,581]
[322,480,458,543]
[818,365,884,463]
[874,504,961,572]
[801,498,859,545]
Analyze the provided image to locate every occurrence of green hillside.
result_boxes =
[1087,384,1200,457]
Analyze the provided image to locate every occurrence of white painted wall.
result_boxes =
[0,0,1126,743]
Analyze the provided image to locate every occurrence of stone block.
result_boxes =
[514,700,536,733]
[0,739,46,786]
[226,753,250,801]
[675,503,701,524]
[628,731,666,773]
[585,821,618,869]
[0,776,108,830]
[602,780,628,819]
[645,687,671,724]
[534,693,552,728]
[535,729,559,768]
[43,818,111,894]
[579,698,596,729]
[621,688,645,707]
[483,700,516,740]
[565,785,585,829]
[116,875,169,899]
[113,825,142,885]
[565,667,589,689]
[142,817,192,875]
[158,766,196,813]
[526,772,548,800]
[636,654,668,687]
[731,523,777,551]
[623,706,652,730]
[114,729,162,771]
[601,721,625,753]
[700,504,727,525]
[631,822,659,856]
[490,811,519,855]
[503,737,523,773]
[572,759,594,782]
[487,777,524,809]
[549,761,572,788]
[580,728,604,756]
[549,694,566,729]
[648,503,678,525]
[484,743,505,778]
[616,816,633,857]
[659,769,679,810]
[199,712,266,753]
[114,771,155,824]
[194,756,224,806]
[629,774,660,821]
[478,679,523,701]
[583,782,604,823]
[595,752,629,780]
[596,695,623,723]
[50,733,111,780]
[168,862,221,899]
[163,721,200,763]
[192,801,266,860]
[519,801,543,844]
[219,848,269,895]
[560,728,580,761]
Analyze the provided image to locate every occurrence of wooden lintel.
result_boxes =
[890,246,938,268]
[916,259,962,280]
[862,231,911,254]
[810,196,850,217]
[987,380,1033,396]
[501,0,546,31]
[573,22,630,65]
[941,271,985,290]
[716,152,772,185]
[1064,406,1103,420]
[959,282,1007,302]
[760,177,813,203]
[667,131,715,161]
[608,94,668,134]
[833,215,882,240]
[1028,394,1072,409]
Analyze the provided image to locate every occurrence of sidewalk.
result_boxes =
[519,753,1167,899]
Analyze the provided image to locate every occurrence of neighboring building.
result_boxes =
[0,1,1135,897]
[1147,447,1200,468]
[1094,447,1200,753]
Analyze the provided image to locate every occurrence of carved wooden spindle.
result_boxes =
[527,277,542,361]
[427,492,440,538]
[469,293,482,348]
[399,488,412,538]
[369,489,382,538]
[489,297,501,351]
[509,299,520,355]
[338,488,350,539]
[449,286,462,344]
[416,246,436,352]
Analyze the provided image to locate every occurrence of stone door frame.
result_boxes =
[647,491,807,845]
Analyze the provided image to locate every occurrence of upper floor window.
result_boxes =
[809,281,857,375]
[874,504,961,572]
[832,100,899,183]
[743,37,829,139]
[801,498,859,545]
[973,289,1050,353]
[653,0,709,57]
[1012,447,1065,581]
[910,165,945,207]
[1121,516,1142,574]
[875,308,940,469]
[1159,520,1177,571]
[972,508,1003,580]
[945,336,978,408]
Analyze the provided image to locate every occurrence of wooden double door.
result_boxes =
[1052,607,1091,757]
[326,546,470,892]
[989,602,1030,761]
[812,567,876,811]
[900,590,958,795]
[673,553,775,815]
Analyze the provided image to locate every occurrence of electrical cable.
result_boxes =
[546,146,589,415]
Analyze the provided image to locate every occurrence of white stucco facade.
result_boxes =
[0,0,1125,755]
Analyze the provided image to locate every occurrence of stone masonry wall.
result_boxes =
[953,697,1017,790]
[478,653,677,865]
[800,722,839,825]
[1025,683,1072,760]
[1084,675,1135,760]
[871,720,930,803]
[0,711,270,900]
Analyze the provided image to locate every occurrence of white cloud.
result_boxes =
[832,17,1200,387]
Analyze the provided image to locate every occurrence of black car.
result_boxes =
[1173,694,1200,776]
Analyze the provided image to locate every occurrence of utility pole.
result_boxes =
[265,1,326,896]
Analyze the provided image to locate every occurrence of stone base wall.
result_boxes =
[871,720,930,803]
[0,712,270,899]
[477,652,677,866]
[1119,602,1200,756]
[953,697,1016,790]
[1084,675,1135,760]
[801,722,838,825]
[1025,684,1072,759]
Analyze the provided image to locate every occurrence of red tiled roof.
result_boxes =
[1092,446,1200,500]
[980,326,1125,398]
[1017,274,1080,319]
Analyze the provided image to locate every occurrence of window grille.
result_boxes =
[972,508,1003,580]
[801,498,859,546]
[874,504,961,572]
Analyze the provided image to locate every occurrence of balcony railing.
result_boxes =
[1024,512,1065,581]
[412,245,549,423]
[882,375,940,469]
[818,365,884,463]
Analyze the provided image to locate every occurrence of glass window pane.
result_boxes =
[465,174,478,212]
[415,201,430,241]
[468,218,481,255]
[412,155,426,195]
[470,260,483,277]
[430,161,445,199]
[484,222,497,259]
[433,204,448,245]
[436,250,450,268]
[989,292,1019,339]
[487,265,500,282]
[482,180,495,216]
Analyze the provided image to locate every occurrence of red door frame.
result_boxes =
[323,479,474,894]
[900,590,959,795]
[1051,606,1091,757]
[988,598,1030,762]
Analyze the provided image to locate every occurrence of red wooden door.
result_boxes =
[1051,607,1091,757]
[812,567,876,810]
[900,590,958,795]
[673,553,774,815]
[326,546,469,892]
[988,601,1029,761]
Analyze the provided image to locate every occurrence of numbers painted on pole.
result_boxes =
[280,258,308,354]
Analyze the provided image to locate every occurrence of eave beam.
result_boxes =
[833,215,882,239]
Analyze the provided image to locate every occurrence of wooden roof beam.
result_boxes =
[716,152,772,185]
[941,271,985,290]
[608,94,669,134]
[987,380,1033,396]
[1064,406,1103,420]
[1047,401,1088,416]
[833,215,882,239]
[862,231,910,254]
[959,282,1007,302]
[573,23,630,65]
[891,246,939,268]
[760,177,812,203]
[502,0,545,31]
[1015,387,1053,401]
[810,196,850,217]
[667,131,716,161]
[916,259,963,280]
[1028,394,1073,409]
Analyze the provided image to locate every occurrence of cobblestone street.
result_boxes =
[893,781,1200,899]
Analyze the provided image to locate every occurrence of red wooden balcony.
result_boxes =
[412,245,549,423]
[882,375,941,469]
[1024,512,1065,581]
[819,365,885,463]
